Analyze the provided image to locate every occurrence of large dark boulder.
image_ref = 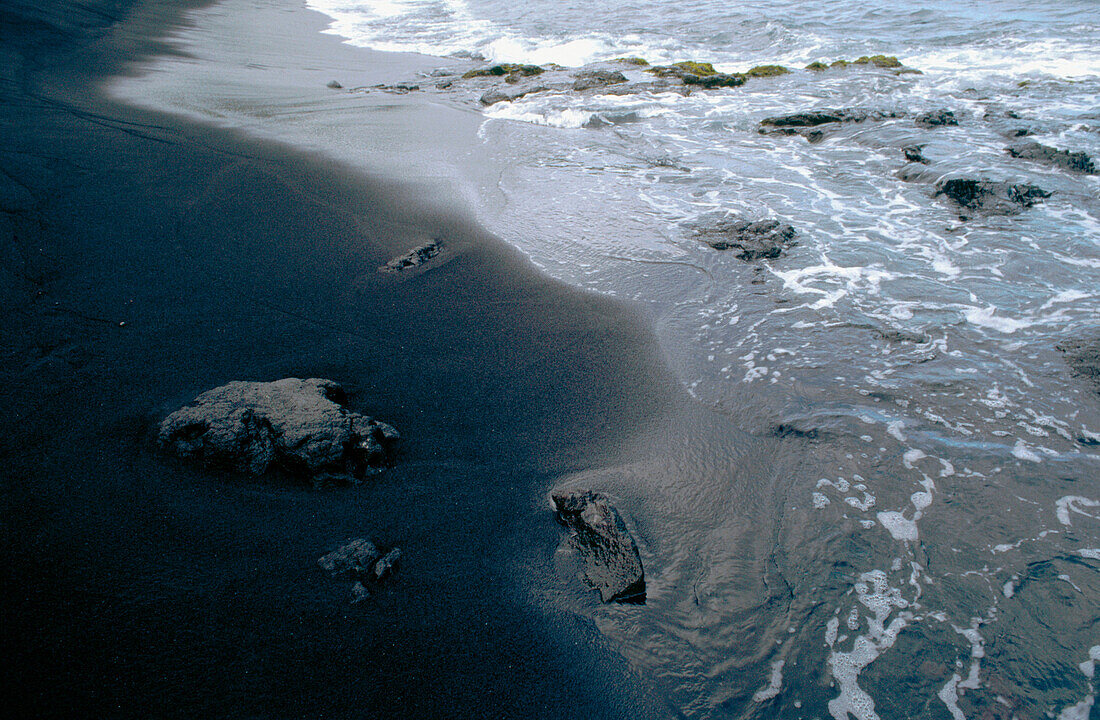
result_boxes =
[1006,142,1095,174]
[695,218,797,260]
[933,178,1050,216]
[552,490,645,604]
[158,378,399,481]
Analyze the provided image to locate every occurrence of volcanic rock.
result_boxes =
[572,69,627,91]
[695,218,797,260]
[1006,142,1095,174]
[158,378,399,481]
[933,178,1051,216]
[380,239,444,272]
[915,109,958,128]
[1057,335,1100,395]
[552,490,645,603]
[319,538,382,578]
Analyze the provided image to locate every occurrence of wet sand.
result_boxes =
[0,1,682,717]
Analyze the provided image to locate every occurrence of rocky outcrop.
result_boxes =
[552,490,645,604]
[915,109,957,128]
[480,85,547,106]
[462,63,545,80]
[933,178,1051,216]
[572,69,627,91]
[318,538,403,603]
[158,378,399,482]
[694,218,797,260]
[1006,142,1095,174]
[380,239,444,272]
[646,61,746,88]
[758,109,900,142]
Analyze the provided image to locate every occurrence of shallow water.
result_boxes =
[122,1,1100,718]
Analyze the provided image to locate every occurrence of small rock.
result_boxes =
[380,239,444,272]
[552,490,645,603]
[903,145,928,163]
[694,218,797,260]
[326,80,343,89]
[1006,141,1095,174]
[572,69,627,92]
[933,178,1051,216]
[915,109,958,128]
[350,581,371,604]
[159,378,400,481]
[319,538,381,578]
[373,548,402,580]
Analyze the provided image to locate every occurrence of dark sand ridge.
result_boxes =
[0,1,685,717]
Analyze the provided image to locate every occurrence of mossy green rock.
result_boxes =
[746,64,790,77]
[853,54,903,68]
[805,61,829,71]
[462,63,545,79]
[613,57,650,66]
[673,60,717,76]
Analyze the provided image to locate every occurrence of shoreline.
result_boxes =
[0,1,686,717]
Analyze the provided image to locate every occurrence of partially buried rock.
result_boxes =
[552,490,645,603]
[319,538,381,578]
[380,239,444,272]
[158,378,399,482]
[1006,141,1095,174]
[915,109,957,128]
[326,80,343,89]
[694,218,797,260]
[933,178,1050,216]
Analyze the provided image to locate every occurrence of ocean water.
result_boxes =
[318,1,1100,718]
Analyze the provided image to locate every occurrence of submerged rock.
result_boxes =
[760,108,889,128]
[1057,335,1100,395]
[933,178,1051,216]
[380,239,444,272]
[684,72,746,88]
[373,548,402,580]
[572,69,627,91]
[915,109,958,128]
[552,490,645,603]
[694,218,798,260]
[1006,141,1095,174]
[326,80,343,89]
[158,378,400,481]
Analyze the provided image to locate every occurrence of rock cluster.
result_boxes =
[318,538,402,603]
[552,490,646,604]
[158,378,399,482]
[1057,335,1100,395]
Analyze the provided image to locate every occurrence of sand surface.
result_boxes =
[0,1,682,717]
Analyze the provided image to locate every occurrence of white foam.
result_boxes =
[752,660,785,702]
[1012,440,1041,463]
[1056,496,1100,526]
[877,512,917,542]
[826,571,913,720]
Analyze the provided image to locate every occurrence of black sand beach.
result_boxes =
[0,2,680,717]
